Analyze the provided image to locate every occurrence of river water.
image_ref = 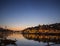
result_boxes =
[0,32,60,46]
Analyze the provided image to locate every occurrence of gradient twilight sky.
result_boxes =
[0,0,60,30]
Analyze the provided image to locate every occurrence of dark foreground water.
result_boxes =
[0,32,60,46]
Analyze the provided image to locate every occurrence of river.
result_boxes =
[0,32,60,46]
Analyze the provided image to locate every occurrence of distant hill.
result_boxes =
[0,28,13,33]
[22,23,60,34]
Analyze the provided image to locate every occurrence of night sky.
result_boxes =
[0,0,60,30]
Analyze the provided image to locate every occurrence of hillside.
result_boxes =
[22,23,60,34]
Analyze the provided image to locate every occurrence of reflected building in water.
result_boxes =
[23,34,60,46]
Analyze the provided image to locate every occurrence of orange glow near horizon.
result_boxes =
[0,25,26,31]
[0,24,36,31]
[8,27,26,31]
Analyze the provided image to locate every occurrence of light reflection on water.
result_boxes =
[0,32,60,46]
